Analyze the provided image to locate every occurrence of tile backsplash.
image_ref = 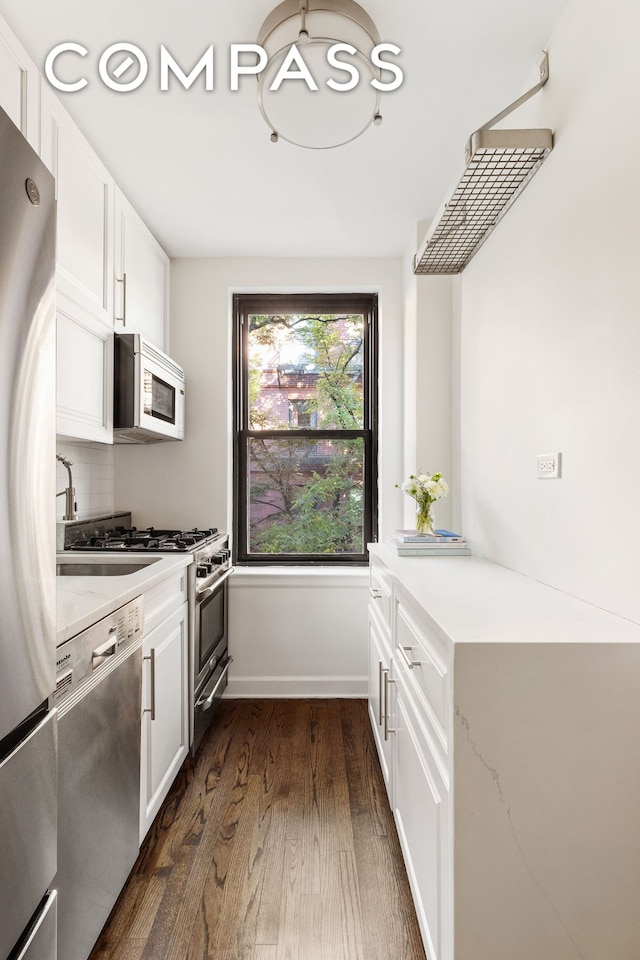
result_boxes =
[56,440,114,522]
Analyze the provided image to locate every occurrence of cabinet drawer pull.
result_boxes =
[143,648,156,721]
[383,672,396,740]
[378,660,384,726]
[369,588,384,600]
[398,644,423,670]
[381,665,389,729]
[116,273,127,324]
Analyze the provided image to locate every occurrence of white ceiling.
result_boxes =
[0,0,568,258]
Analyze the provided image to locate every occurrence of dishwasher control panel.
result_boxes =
[53,596,144,704]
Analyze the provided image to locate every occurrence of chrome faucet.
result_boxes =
[56,454,79,521]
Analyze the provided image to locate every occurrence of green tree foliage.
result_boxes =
[247,313,364,555]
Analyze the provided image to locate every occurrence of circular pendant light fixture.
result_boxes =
[257,0,383,149]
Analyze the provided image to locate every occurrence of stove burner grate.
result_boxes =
[69,526,220,553]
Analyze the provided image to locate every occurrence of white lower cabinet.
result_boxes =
[140,599,189,843]
[368,558,394,796]
[368,544,640,960]
[392,663,451,960]
[367,611,392,796]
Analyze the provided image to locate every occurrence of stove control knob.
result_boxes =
[212,554,225,565]
[196,564,209,577]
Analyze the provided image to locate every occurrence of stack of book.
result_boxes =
[387,529,471,557]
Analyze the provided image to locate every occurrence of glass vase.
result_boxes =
[416,501,435,536]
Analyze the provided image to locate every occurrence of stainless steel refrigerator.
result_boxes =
[0,105,57,960]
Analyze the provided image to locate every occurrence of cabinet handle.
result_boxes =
[369,588,383,600]
[116,273,127,324]
[378,660,384,726]
[143,648,156,721]
[383,672,396,740]
[380,663,389,728]
[397,644,423,670]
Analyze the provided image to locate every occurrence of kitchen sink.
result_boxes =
[56,560,161,577]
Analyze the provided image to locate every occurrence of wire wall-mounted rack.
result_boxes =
[414,52,553,275]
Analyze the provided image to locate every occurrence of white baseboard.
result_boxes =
[224,675,368,698]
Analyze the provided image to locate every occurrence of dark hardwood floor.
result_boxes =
[90,699,427,960]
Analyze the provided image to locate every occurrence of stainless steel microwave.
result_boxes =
[113,334,185,443]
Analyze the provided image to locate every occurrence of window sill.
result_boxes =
[230,565,369,589]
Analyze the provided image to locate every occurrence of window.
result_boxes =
[288,399,317,428]
[233,293,378,564]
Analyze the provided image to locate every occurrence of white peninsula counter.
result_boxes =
[367,543,640,960]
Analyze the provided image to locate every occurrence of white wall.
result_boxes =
[456,0,640,622]
[415,274,454,531]
[115,257,404,534]
[404,228,456,532]
[227,568,368,698]
[115,256,404,695]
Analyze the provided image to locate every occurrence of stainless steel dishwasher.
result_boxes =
[53,596,144,960]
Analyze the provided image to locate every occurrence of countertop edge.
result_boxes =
[368,543,640,644]
[56,553,192,646]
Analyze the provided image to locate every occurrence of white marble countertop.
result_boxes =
[369,543,640,645]
[56,553,192,646]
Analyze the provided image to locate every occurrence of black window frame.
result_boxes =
[232,292,378,565]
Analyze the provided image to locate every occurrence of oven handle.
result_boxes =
[196,656,233,710]
[196,566,234,601]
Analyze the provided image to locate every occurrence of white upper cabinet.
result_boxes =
[41,83,115,328]
[40,82,115,443]
[114,189,170,353]
[1,12,171,440]
[55,289,113,444]
[0,14,40,150]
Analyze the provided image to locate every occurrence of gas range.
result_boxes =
[61,513,231,587]
[68,526,221,554]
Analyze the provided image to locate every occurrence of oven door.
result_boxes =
[194,569,231,689]
[192,569,232,754]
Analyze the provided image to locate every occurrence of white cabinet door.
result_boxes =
[140,600,189,843]
[0,15,40,149]
[393,676,451,960]
[41,85,115,441]
[41,83,115,328]
[114,189,170,352]
[368,610,392,797]
[56,292,113,443]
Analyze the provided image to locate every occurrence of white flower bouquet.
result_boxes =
[397,472,449,535]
